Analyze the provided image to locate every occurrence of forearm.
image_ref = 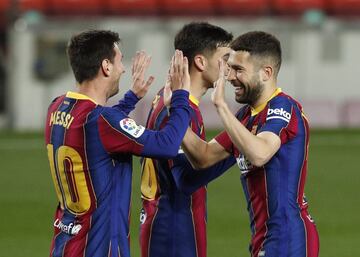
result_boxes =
[172,154,236,195]
[141,90,191,158]
[216,103,274,166]
[112,90,140,115]
[181,129,213,169]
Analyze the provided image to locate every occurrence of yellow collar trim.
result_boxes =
[189,94,199,106]
[251,88,282,116]
[66,91,98,105]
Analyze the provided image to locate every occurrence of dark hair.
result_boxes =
[174,22,233,67]
[230,31,282,77]
[67,30,121,84]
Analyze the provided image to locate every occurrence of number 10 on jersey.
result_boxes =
[47,144,91,215]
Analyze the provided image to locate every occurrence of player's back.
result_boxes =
[140,89,207,257]
[45,92,133,257]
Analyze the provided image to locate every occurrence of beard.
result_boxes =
[234,74,263,105]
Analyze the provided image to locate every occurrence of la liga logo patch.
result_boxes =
[120,118,145,138]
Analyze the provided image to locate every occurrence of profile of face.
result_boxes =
[108,44,125,98]
[202,46,231,88]
[226,50,264,105]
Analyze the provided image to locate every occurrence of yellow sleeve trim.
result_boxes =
[189,94,199,106]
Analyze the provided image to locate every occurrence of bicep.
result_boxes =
[257,131,281,158]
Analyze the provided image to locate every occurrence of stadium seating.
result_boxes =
[272,0,325,14]
[218,0,270,15]
[0,0,9,12]
[327,0,360,15]
[18,0,47,12]
[49,0,102,14]
[160,0,214,15]
[0,0,8,28]
[106,0,158,15]
[2,0,360,16]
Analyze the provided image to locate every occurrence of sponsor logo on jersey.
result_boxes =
[236,154,253,175]
[140,208,147,225]
[120,118,145,138]
[266,108,291,123]
[258,250,266,257]
[53,218,82,235]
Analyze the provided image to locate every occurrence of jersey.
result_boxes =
[215,88,319,257]
[45,89,191,257]
[139,89,207,257]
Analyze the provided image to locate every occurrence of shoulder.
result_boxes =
[48,95,65,110]
[268,92,302,112]
[98,107,146,139]
[265,93,300,123]
[98,106,127,121]
[271,92,303,109]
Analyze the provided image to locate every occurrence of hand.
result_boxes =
[163,70,172,108]
[211,59,227,108]
[131,51,155,98]
[169,50,190,92]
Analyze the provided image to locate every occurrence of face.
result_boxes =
[108,44,125,98]
[203,46,231,87]
[226,50,264,105]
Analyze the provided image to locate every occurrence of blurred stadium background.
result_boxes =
[0,1,359,257]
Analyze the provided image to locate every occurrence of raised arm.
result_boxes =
[98,50,192,159]
[181,128,230,169]
[172,153,236,195]
[113,51,154,115]
[211,60,281,167]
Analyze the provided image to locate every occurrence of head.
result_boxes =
[227,31,282,105]
[174,22,233,87]
[67,30,125,98]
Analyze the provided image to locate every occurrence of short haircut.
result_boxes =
[174,22,233,67]
[230,31,282,77]
[67,30,121,84]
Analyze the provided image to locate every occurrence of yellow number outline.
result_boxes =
[47,144,91,215]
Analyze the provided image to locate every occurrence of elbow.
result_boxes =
[249,154,271,167]
[251,158,266,167]
[190,160,210,170]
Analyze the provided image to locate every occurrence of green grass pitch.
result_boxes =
[0,129,359,257]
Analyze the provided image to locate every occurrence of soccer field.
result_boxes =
[0,129,359,257]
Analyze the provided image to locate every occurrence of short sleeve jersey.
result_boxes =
[215,88,317,257]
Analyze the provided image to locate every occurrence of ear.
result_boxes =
[101,59,112,77]
[261,65,273,82]
[193,55,206,72]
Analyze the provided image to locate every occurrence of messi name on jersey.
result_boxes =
[49,111,75,129]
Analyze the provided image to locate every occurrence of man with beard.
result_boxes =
[45,29,192,257]
[181,31,320,257]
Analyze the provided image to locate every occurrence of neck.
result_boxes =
[252,81,278,109]
[77,78,108,105]
[189,70,210,102]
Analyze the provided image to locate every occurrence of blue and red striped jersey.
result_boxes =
[139,89,208,257]
[215,88,319,257]
[45,89,191,257]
